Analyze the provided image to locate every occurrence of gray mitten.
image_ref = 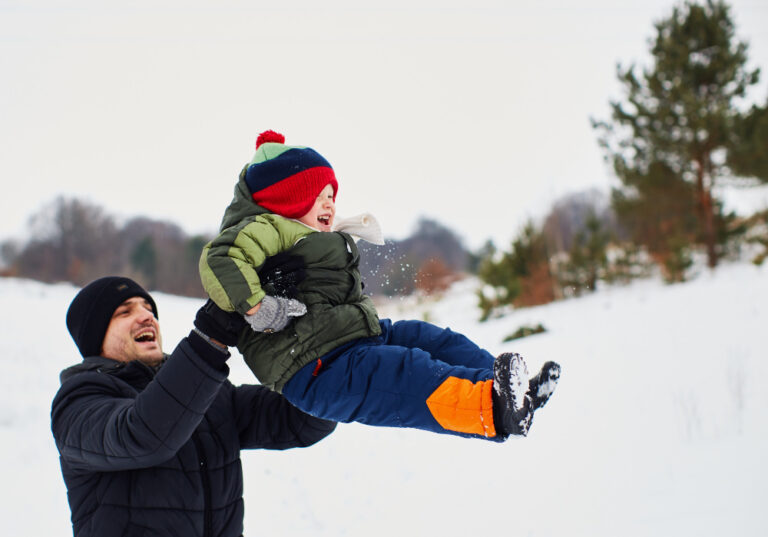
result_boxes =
[244,295,307,333]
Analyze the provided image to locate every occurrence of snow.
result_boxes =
[1,262,767,536]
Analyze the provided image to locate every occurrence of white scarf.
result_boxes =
[333,213,385,245]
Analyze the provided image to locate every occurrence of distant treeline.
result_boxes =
[1,185,765,316]
[0,191,639,301]
[0,196,481,298]
[0,197,210,297]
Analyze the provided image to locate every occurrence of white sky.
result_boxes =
[2,0,767,250]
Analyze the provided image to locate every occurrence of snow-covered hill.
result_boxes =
[1,263,766,536]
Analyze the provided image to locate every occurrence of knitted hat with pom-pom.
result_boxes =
[244,130,338,219]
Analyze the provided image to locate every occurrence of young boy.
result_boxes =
[200,130,560,441]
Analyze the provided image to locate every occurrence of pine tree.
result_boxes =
[558,212,610,294]
[476,242,520,321]
[611,160,699,280]
[476,222,555,320]
[729,100,768,181]
[594,0,762,268]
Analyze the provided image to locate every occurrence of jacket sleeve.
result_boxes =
[232,385,337,450]
[51,339,228,472]
[199,215,309,315]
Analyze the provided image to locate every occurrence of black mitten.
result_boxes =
[258,252,307,298]
[194,299,247,347]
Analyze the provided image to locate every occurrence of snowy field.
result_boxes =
[0,262,766,536]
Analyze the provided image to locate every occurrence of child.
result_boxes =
[200,130,560,441]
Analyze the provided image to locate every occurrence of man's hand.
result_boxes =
[194,299,247,347]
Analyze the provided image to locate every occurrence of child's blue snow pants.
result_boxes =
[282,319,503,440]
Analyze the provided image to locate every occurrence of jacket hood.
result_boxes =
[219,166,271,231]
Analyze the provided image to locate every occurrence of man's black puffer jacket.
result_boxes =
[51,337,336,537]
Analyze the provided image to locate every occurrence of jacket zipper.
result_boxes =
[192,434,213,537]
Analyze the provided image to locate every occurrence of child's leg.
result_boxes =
[382,319,495,371]
[281,339,502,441]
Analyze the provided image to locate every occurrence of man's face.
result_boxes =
[101,297,163,365]
[298,183,336,232]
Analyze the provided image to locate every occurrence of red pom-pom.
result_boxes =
[256,130,285,149]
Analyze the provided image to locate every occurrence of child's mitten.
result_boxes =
[244,296,307,333]
[258,252,307,299]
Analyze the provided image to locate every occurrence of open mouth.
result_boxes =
[134,329,156,343]
[317,215,331,226]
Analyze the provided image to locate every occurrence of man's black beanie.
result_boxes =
[66,276,158,358]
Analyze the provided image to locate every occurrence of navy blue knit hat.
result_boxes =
[66,276,158,358]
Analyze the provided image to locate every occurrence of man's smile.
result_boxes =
[133,328,157,343]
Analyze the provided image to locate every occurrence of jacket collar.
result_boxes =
[59,355,168,385]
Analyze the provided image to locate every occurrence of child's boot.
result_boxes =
[528,361,561,411]
[492,352,533,437]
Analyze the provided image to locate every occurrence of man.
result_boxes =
[51,276,336,537]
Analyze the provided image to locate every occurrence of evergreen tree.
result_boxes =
[477,242,518,321]
[476,222,554,320]
[728,100,768,181]
[742,209,768,266]
[130,236,158,288]
[611,160,699,281]
[558,212,610,294]
[593,0,762,269]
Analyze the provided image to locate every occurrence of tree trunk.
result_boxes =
[695,159,718,268]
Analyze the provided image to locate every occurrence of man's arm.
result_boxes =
[51,335,229,473]
[232,385,337,450]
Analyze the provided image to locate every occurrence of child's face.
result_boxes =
[298,183,335,232]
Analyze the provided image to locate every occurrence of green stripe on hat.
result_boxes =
[249,143,309,165]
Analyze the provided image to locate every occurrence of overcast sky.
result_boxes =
[2,0,767,251]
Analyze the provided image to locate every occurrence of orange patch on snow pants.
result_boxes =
[425,377,496,437]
